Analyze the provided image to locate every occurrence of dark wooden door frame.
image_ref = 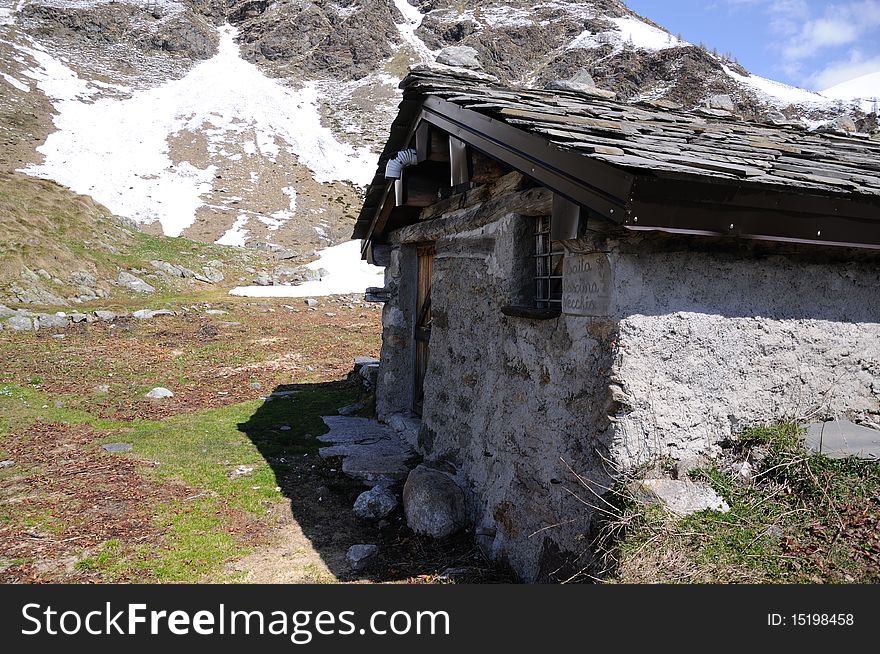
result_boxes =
[413,243,435,415]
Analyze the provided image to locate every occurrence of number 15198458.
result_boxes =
[768,613,854,626]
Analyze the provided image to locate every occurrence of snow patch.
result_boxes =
[229,240,384,298]
[1,71,28,91]
[569,16,681,52]
[282,185,297,213]
[20,25,376,236]
[32,0,185,13]
[392,0,433,63]
[610,17,681,51]
[19,40,92,100]
[723,65,829,106]
[259,186,298,231]
[314,219,329,239]
[474,6,534,27]
[0,8,13,26]
[216,214,249,247]
[262,210,291,230]
[329,2,358,19]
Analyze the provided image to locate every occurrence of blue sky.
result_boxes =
[625,0,880,91]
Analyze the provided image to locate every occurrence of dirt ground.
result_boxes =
[0,296,509,583]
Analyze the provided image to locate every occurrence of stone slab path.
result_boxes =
[319,416,418,486]
[805,420,880,460]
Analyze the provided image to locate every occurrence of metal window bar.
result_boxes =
[534,216,563,308]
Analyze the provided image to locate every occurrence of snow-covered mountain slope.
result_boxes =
[0,0,392,255]
[21,24,375,237]
[821,72,880,114]
[1,0,877,260]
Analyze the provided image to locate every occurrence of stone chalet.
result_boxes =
[352,66,880,581]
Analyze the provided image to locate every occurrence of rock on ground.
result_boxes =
[4,315,35,331]
[545,69,616,98]
[436,46,482,69]
[337,402,364,416]
[359,363,379,389]
[102,443,132,452]
[200,266,225,283]
[402,464,468,539]
[145,387,174,399]
[708,93,735,112]
[117,271,156,294]
[346,543,378,572]
[319,416,417,486]
[353,356,379,372]
[133,309,175,320]
[805,420,880,460]
[230,465,254,479]
[36,313,69,330]
[822,114,857,134]
[632,478,730,517]
[386,413,421,448]
[353,486,398,520]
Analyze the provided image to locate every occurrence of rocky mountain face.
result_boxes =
[1,0,877,274]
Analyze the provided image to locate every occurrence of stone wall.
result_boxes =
[375,244,418,431]
[374,176,880,582]
[598,234,880,470]
[377,177,618,581]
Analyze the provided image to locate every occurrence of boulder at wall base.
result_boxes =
[353,486,398,520]
[631,479,730,517]
[402,464,469,539]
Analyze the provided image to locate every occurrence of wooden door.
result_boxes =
[414,244,435,414]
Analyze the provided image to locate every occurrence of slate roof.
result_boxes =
[354,67,880,248]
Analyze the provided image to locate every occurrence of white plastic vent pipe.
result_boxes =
[384,148,418,179]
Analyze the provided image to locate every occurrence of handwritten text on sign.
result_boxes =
[562,253,612,316]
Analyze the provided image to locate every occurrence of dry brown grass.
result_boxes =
[0,172,129,286]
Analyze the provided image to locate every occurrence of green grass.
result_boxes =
[606,423,880,583]
[77,499,242,582]
[73,383,361,581]
[1,171,267,310]
[0,503,64,536]
[112,384,357,516]
[0,382,126,432]
[1,373,361,582]
[147,499,242,581]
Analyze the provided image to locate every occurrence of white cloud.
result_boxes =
[778,1,880,62]
[810,51,880,89]
[718,0,879,89]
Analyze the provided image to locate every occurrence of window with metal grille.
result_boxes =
[534,215,564,308]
